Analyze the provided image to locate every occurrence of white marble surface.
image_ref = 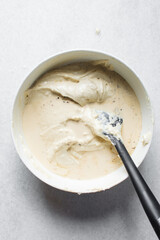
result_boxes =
[0,0,160,239]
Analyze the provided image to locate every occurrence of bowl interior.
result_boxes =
[12,50,153,193]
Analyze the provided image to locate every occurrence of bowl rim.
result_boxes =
[11,49,154,194]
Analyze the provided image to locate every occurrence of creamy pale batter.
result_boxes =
[23,61,142,179]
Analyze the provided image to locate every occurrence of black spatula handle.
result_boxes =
[115,139,160,239]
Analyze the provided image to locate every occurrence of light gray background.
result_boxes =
[0,0,160,239]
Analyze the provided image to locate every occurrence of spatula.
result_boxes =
[96,110,160,239]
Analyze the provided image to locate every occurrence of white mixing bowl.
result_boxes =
[11,50,153,193]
